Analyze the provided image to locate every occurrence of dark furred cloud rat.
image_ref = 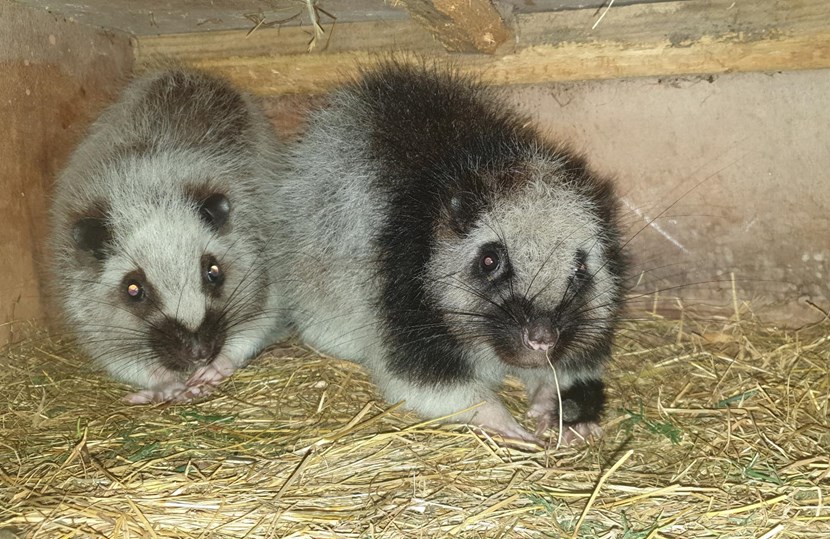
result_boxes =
[273,62,626,445]
[50,69,288,403]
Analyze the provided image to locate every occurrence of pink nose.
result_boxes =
[187,336,215,361]
[522,323,559,351]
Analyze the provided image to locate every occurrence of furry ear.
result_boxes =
[198,193,231,230]
[72,217,112,260]
[446,190,484,235]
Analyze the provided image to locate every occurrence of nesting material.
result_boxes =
[1,307,829,538]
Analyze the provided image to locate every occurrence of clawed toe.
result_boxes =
[187,357,236,387]
[529,406,602,447]
[123,390,156,405]
[538,421,602,447]
[123,377,221,405]
[560,422,603,445]
[491,424,544,448]
[124,381,188,404]
[170,382,218,403]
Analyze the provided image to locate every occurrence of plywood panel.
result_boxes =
[0,3,133,344]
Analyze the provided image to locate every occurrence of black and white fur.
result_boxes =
[274,62,626,444]
[50,69,288,403]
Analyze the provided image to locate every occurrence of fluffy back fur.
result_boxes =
[50,70,287,395]
[275,61,625,442]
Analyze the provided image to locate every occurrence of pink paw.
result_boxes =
[472,401,543,448]
[124,381,188,404]
[559,421,603,446]
[124,356,237,404]
[186,356,236,387]
[526,399,602,446]
[124,379,220,404]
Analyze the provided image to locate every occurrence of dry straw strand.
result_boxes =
[1,306,829,537]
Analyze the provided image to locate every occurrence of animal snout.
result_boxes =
[522,320,559,352]
[187,337,215,361]
[151,314,227,372]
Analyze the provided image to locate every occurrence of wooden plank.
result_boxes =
[514,0,830,46]
[134,0,830,96]
[136,18,443,62]
[12,0,411,36]
[399,0,512,54]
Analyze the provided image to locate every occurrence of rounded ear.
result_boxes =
[198,193,231,231]
[446,191,483,235]
[72,217,112,261]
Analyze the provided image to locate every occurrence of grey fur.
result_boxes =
[50,69,289,402]
[272,63,625,444]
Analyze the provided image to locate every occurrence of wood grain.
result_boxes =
[134,0,830,95]
[0,3,133,343]
[400,0,512,53]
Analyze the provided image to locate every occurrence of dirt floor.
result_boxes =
[1,306,829,538]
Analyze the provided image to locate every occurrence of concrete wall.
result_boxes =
[509,70,830,324]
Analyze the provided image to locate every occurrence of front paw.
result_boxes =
[472,401,543,448]
[124,379,221,404]
[560,421,603,445]
[527,402,601,446]
[186,355,237,387]
[123,363,230,404]
[124,381,189,404]
[527,402,554,439]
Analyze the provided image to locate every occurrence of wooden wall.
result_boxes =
[0,2,133,344]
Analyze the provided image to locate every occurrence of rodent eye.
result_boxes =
[203,257,224,286]
[126,281,145,301]
[474,241,512,283]
[207,264,221,281]
[475,242,510,281]
[572,250,590,281]
[481,251,500,273]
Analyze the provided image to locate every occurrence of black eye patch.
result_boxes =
[475,241,512,281]
[572,249,590,283]
[201,254,225,296]
[119,268,156,316]
[72,216,112,261]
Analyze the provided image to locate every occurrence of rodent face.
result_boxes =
[429,172,622,370]
[63,193,267,385]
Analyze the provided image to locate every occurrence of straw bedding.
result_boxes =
[1,306,828,538]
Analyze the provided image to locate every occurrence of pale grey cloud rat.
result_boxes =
[50,69,288,403]
[272,62,626,445]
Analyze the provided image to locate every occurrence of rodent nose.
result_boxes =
[153,314,226,372]
[522,320,559,351]
[188,338,213,361]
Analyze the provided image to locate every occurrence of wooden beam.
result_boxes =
[135,18,444,95]
[399,0,512,54]
[136,19,443,62]
[134,0,830,96]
